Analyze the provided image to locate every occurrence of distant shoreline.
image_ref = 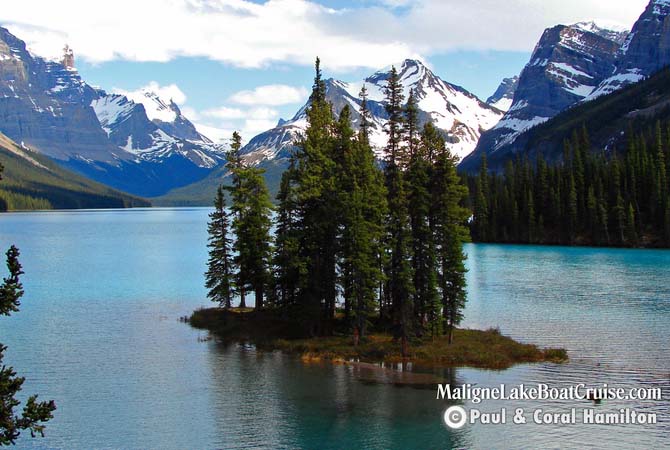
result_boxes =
[187,308,568,371]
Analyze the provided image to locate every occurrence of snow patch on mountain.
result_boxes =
[91,94,135,135]
[122,89,178,123]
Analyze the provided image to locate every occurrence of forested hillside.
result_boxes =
[0,133,149,210]
[469,123,670,247]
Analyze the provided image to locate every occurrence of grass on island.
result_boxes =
[188,307,567,370]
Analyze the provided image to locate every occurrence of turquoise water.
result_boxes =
[1,208,668,449]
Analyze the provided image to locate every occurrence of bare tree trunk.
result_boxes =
[255,285,263,310]
[239,288,246,309]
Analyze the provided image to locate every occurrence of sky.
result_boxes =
[0,0,650,142]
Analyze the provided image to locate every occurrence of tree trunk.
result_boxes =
[255,285,263,310]
[239,288,246,309]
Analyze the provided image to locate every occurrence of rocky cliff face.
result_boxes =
[486,76,518,112]
[588,0,670,98]
[0,26,224,197]
[462,22,625,170]
[0,27,123,164]
[241,59,503,166]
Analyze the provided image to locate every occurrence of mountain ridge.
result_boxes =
[0,26,226,197]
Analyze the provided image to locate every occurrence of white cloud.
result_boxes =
[197,105,282,143]
[180,106,200,121]
[1,0,649,71]
[229,84,309,106]
[202,106,279,121]
[201,106,248,120]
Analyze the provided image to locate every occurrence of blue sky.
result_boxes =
[0,0,649,141]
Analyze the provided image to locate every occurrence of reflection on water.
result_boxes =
[1,209,668,449]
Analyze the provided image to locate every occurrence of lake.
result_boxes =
[1,208,668,449]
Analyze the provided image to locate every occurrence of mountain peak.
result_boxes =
[570,21,629,44]
[487,76,519,112]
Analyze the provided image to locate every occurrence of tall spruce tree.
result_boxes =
[272,159,304,309]
[427,124,470,343]
[226,132,273,309]
[406,103,438,336]
[226,132,247,308]
[358,85,389,319]
[240,167,274,309]
[205,185,233,308]
[382,66,414,354]
[337,105,387,341]
[293,57,338,335]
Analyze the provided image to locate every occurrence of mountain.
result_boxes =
[0,26,224,198]
[157,59,504,205]
[241,59,503,165]
[461,21,627,170]
[465,67,670,172]
[588,0,670,99]
[486,76,519,112]
[0,132,149,210]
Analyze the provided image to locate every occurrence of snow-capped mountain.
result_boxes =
[115,88,212,143]
[587,0,670,99]
[241,59,503,165]
[486,76,518,112]
[463,21,626,168]
[0,26,225,197]
[90,91,220,168]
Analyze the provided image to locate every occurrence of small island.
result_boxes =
[192,61,569,374]
[188,308,567,370]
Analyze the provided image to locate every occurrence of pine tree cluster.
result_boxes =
[470,122,670,247]
[206,59,472,348]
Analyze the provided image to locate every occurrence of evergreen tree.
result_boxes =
[358,85,373,144]
[1,246,56,445]
[293,57,338,335]
[226,132,273,310]
[429,128,470,343]
[205,185,233,308]
[337,105,387,340]
[383,66,414,354]
[383,66,406,168]
[407,116,438,336]
[472,155,489,241]
[404,89,420,159]
[272,159,304,309]
[226,131,247,308]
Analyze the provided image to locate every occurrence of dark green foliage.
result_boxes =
[383,66,406,168]
[206,59,472,350]
[337,105,387,338]
[406,123,438,337]
[226,132,273,310]
[382,67,414,352]
[271,160,304,310]
[0,246,56,445]
[426,125,471,343]
[0,246,22,317]
[286,57,340,335]
[205,186,233,308]
[0,134,148,211]
[470,124,670,247]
